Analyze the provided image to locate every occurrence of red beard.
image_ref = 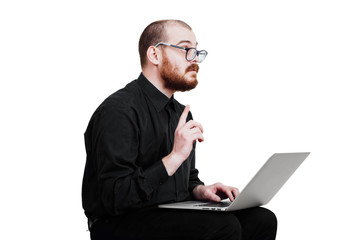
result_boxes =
[160,53,199,92]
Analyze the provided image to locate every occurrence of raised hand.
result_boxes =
[162,105,204,176]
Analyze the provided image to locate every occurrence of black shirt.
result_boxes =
[82,73,204,219]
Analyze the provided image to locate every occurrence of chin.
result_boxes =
[186,74,197,82]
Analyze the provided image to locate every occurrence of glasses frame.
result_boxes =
[154,42,208,63]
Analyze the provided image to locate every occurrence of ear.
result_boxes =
[146,46,161,65]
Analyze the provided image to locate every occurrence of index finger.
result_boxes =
[232,187,240,199]
[178,105,190,127]
[217,185,238,202]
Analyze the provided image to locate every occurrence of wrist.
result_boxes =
[162,152,183,176]
[192,184,205,200]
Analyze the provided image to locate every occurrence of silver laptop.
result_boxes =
[158,152,310,211]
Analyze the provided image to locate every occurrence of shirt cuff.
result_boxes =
[189,182,205,194]
[143,160,169,190]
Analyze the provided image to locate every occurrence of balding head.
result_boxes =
[138,20,192,68]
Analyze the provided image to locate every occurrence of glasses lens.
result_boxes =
[198,50,208,63]
[186,48,197,61]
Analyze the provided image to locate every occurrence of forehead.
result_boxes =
[165,23,198,47]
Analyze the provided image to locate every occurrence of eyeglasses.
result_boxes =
[155,42,208,63]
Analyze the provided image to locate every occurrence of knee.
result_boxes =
[249,207,277,238]
[258,207,277,229]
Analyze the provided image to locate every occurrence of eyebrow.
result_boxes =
[176,40,198,47]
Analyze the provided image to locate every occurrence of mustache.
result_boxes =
[186,64,199,73]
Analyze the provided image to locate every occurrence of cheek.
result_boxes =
[172,61,185,74]
[164,53,187,73]
[170,53,186,68]
[178,62,188,74]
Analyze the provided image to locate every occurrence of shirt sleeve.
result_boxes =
[188,147,205,193]
[89,103,169,215]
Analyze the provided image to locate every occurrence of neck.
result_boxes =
[142,68,174,98]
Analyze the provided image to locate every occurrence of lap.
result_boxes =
[90,207,276,240]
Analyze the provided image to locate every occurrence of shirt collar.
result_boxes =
[137,73,173,112]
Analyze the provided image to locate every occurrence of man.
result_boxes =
[82,19,277,240]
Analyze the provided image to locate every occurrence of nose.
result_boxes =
[191,53,200,63]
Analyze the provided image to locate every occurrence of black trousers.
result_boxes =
[90,207,277,240]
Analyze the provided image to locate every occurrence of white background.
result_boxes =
[1,0,359,239]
